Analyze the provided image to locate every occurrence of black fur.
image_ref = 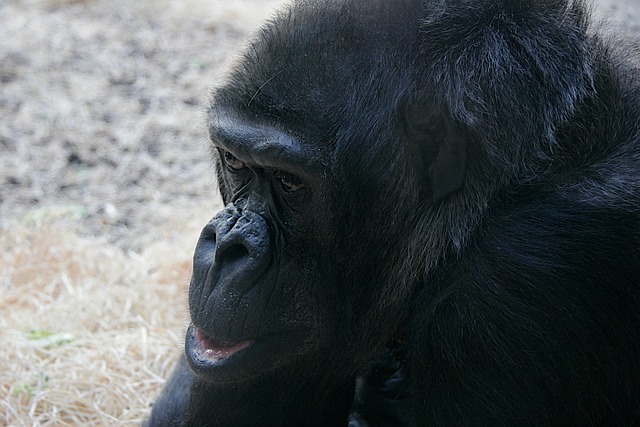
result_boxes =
[147,0,640,425]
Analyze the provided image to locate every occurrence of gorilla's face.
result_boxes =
[186,106,346,383]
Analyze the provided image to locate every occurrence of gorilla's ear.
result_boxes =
[405,104,467,202]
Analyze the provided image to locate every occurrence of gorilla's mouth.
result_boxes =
[185,323,300,382]
[192,327,253,364]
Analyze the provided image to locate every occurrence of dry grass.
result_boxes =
[0,0,637,425]
[0,223,193,425]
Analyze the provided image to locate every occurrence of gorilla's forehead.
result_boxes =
[209,0,421,160]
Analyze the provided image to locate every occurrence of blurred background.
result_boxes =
[0,0,637,425]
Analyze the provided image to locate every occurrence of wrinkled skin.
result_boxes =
[147,0,640,425]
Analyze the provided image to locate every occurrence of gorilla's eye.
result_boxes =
[222,150,246,171]
[274,171,305,193]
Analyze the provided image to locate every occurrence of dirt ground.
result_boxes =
[0,0,638,425]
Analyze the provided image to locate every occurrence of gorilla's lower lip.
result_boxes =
[192,327,253,364]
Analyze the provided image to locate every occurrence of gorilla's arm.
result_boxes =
[349,346,410,427]
[144,356,191,427]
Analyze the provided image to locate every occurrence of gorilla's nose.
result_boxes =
[195,205,272,295]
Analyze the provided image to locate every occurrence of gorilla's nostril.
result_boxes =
[201,226,216,242]
[221,243,249,264]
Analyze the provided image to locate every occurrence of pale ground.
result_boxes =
[0,0,638,425]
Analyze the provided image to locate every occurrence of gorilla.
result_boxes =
[147,0,640,425]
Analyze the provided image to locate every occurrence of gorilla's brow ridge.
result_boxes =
[209,115,325,176]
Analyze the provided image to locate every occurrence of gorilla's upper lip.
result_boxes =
[191,326,253,364]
